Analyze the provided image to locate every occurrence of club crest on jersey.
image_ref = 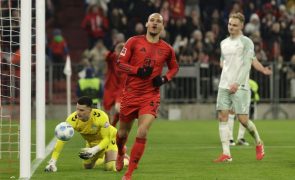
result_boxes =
[120,47,127,56]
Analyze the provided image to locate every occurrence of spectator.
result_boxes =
[77,67,103,107]
[160,0,170,27]
[244,13,261,36]
[134,22,145,35]
[48,28,69,64]
[86,39,108,78]
[47,28,69,81]
[81,5,109,49]
[169,0,185,20]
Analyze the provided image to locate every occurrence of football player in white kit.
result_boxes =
[214,12,265,162]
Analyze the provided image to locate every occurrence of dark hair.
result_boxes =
[77,96,93,107]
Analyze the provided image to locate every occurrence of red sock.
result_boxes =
[111,112,119,127]
[126,137,146,175]
[116,133,127,155]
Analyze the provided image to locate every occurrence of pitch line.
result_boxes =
[154,145,295,150]
[30,138,56,178]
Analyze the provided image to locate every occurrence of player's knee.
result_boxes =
[84,163,94,169]
[118,129,129,138]
[218,112,228,121]
[104,161,116,171]
[137,127,148,138]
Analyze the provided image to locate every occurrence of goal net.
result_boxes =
[0,0,41,179]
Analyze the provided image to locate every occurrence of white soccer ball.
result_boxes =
[54,122,74,141]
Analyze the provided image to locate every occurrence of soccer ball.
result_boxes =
[54,122,74,141]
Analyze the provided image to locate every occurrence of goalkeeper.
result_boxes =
[45,96,126,172]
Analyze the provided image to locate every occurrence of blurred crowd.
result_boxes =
[71,0,295,81]
[0,0,295,99]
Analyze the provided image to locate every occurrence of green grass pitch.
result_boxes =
[2,119,295,179]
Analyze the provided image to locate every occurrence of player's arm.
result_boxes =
[45,115,76,172]
[153,47,179,87]
[117,38,152,78]
[252,58,272,75]
[44,139,66,172]
[165,49,179,81]
[116,37,138,74]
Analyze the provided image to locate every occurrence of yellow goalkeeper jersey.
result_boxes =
[51,109,117,161]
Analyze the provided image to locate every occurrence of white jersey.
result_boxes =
[219,34,255,90]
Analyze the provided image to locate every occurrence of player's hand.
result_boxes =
[79,146,101,160]
[262,67,272,75]
[137,66,153,78]
[44,159,57,172]
[229,83,239,93]
[152,75,168,87]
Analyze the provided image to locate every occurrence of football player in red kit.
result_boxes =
[115,13,179,180]
[103,42,126,126]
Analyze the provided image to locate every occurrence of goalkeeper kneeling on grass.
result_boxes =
[45,96,129,172]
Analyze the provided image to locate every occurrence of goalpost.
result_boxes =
[0,0,46,179]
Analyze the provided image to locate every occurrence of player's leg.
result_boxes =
[102,90,115,115]
[123,114,155,178]
[214,88,232,162]
[104,150,117,171]
[228,109,236,146]
[234,89,264,160]
[83,150,104,169]
[95,155,105,167]
[104,129,119,171]
[237,96,254,146]
[236,123,249,146]
[116,114,135,171]
[112,102,121,127]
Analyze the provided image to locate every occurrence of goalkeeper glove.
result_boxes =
[137,66,153,78]
[79,145,101,160]
[152,75,168,87]
[44,159,57,172]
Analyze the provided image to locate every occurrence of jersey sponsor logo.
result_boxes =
[120,47,127,56]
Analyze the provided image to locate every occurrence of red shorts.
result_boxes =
[119,92,160,123]
[103,88,124,111]
[115,89,124,104]
[103,90,117,111]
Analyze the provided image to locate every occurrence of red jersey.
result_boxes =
[117,35,179,95]
[104,51,121,91]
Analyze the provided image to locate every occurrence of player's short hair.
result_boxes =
[148,13,164,24]
[229,12,245,24]
[77,96,93,107]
